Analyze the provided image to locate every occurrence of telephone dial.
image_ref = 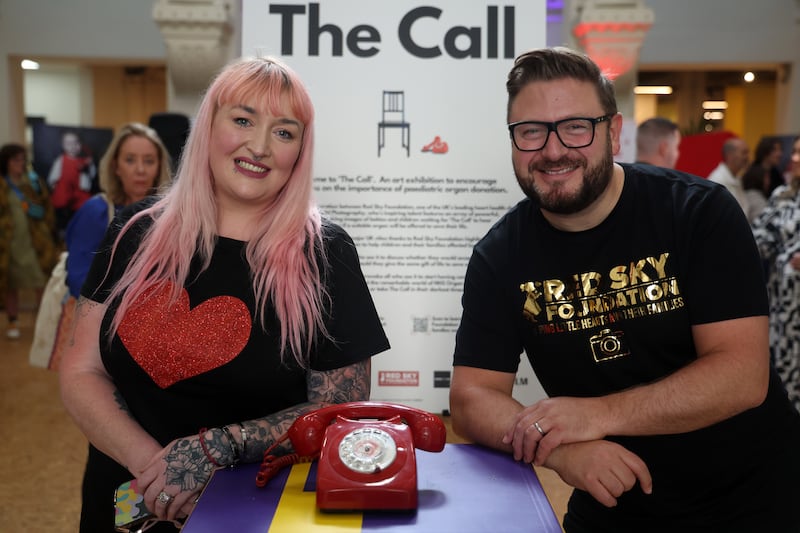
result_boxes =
[256,401,447,511]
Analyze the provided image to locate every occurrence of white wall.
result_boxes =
[24,66,92,127]
[640,0,799,66]
[0,0,166,144]
[0,0,165,58]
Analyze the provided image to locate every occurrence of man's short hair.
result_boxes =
[636,117,679,155]
[506,46,617,120]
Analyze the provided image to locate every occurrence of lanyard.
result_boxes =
[5,175,28,203]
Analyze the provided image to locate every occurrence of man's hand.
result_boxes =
[545,440,652,507]
[502,396,606,465]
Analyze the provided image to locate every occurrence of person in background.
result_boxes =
[707,137,750,214]
[751,135,800,413]
[740,164,769,223]
[47,130,97,236]
[58,57,390,532]
[449,46,800,532]
[0,143,59,339]
[752,137,785,196]
[65,122,172,299]
[634,117,681,169]
[43,124,174,370]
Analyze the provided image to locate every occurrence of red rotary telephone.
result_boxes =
[256,401,447,511]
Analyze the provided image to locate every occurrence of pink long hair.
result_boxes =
[106,57,327,367]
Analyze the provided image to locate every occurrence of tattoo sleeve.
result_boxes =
[208,359,372,464]
[165,434,218,492]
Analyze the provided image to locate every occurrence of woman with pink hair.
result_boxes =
[59,57,389,532]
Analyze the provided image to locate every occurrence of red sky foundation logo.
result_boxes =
[378,371,420,387]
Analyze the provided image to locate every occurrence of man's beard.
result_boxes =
[516,138,614,215]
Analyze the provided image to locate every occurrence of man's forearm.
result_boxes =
[451,384,524,452]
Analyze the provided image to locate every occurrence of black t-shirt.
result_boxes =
[83,204,389,442]
[79,201,389,532]
[454,164,800,531]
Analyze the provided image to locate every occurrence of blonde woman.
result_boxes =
[65,122,172,298]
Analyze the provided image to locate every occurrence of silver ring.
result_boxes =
[533,421,545,436]
[157,490,174,505]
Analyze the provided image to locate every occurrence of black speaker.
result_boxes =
[148,112,190,173]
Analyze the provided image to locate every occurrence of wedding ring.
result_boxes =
[157,490,174,505]
[533,421,545,436]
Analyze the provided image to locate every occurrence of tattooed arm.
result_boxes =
[138,358,372,521]
[59,297,164,475]
[240,358,372,462]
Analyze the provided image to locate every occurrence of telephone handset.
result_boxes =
[256,401,447,511]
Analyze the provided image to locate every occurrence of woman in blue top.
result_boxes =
[65,122,172,297]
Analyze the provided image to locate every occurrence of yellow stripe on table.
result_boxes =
[269,463,364,532]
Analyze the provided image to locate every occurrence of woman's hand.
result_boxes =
[136,433,220,521]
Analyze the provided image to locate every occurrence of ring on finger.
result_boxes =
[157,490,174,505]
[533,420,545,436]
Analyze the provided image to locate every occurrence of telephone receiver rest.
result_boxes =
[288,401,447,457]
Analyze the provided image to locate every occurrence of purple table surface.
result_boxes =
[182,443,562,533]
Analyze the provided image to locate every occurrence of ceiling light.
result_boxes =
[20,59,40,70]
[744,71,755,83]
[702,100,728,110]
[633,86,673,95]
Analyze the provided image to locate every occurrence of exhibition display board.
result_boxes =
[241,1,548,412]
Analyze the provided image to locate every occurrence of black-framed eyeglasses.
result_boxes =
[507,115,613,152]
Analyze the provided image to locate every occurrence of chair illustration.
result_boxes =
[377,90,410,157]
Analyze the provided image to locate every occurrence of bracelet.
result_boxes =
[221,425,241,465]
[239,425,248,461]
[198,427,221,467]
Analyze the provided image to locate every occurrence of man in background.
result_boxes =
[708,137,750,214]
[635,117,681,169]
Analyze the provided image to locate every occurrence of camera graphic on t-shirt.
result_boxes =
[589,328,630,362]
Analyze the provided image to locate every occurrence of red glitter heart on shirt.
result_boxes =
[118,282,252,388]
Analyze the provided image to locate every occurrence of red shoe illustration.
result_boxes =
[421,136,448,154]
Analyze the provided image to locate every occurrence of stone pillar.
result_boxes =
[152,0,235,116]
[569,0,653,121]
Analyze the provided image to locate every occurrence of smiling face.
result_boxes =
[115,135,161,204]
[508,78,621,215]
[209,96,304,213]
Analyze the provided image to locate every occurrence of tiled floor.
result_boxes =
[0,305,570,532]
